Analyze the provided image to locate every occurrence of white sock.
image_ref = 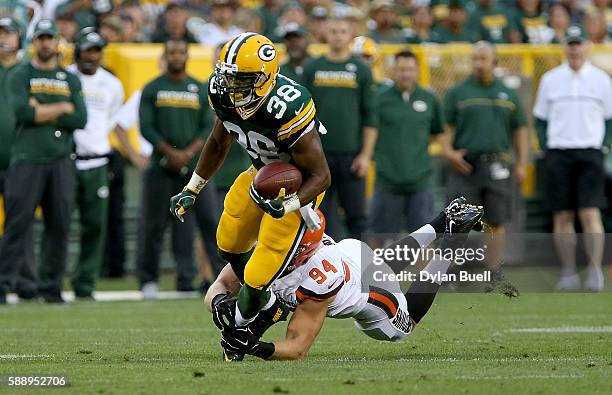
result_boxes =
[411,224,437,248]
[422,257,451,285]
[234,305,256,327]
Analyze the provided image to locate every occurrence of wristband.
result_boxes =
[282,194,301,214]
[252,341,275,360]
[186,172,208,194]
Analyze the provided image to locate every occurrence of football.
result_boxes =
[253,162,303,199]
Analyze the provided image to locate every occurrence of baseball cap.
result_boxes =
[370,0,395,13]
[310,6,328,19]
[33,19,58,38]
[76,30,106,50]
[0,16,21,34]
[565,25,586,44]
[281,23,307,39]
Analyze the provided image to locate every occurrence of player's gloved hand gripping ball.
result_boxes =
[249,162,303,218]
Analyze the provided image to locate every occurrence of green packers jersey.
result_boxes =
[208,73,321,169]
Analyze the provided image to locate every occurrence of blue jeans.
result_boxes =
[369,188,434,234]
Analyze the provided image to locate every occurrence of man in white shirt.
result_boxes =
[67,29,125,299]
[195,0,243,47]
[533,25,612,291]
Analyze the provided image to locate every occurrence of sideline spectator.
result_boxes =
[0,20,87,304]
[404,5,437,43]
[370,50,445,242]
[433,0,479,43]
[67,30,125,299]
[368,0,406,43]
[307,6,328,43]
[195,0,243,47]
[55,4,80,43]
[99,15,124,43]
[257,0,282,41]
[279,23,309,84]
[559,0,586,25]
[0,17,37,301]
[513,0,553,43]
[152,3,198,43]
[468,0,519,43]
[303,17,377,240]
[584,10,611,44]
[137,40,222,298]
[549,2,572,43]
[440,41,528,281]
[533,26,612,291]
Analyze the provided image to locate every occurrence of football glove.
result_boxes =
[249,183,300,219]
[221,327,275,360]
[169,187,197,222]
[211,293,237,332]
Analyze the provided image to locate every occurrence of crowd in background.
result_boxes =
[34,0,612,46]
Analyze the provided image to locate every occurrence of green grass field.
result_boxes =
[2,292,612,395]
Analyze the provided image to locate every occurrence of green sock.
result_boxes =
[218,249,252,283]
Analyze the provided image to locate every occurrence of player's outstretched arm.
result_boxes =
[268,298,329,360]
[290,129,331,207]
[204,264,242,313]
[170,118,232,221]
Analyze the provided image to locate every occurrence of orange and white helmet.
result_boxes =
[292,210,326,268]
[215,32,279,113]
[351,36,380,66]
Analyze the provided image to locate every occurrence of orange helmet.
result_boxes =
[293,210,326,267]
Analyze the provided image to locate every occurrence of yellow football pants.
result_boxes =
[216,165,325,290]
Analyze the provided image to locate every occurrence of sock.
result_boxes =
[411,224,437,247]
[405,257,451,323]
[385,224,438,274]
[235,284,271,327]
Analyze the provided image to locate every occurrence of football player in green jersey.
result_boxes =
[170,33,330,360]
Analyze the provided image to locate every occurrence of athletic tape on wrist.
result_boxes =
[186,172,208,194]
[282,194,301,214]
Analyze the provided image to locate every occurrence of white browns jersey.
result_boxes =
[270,236,367,319]
[270,236,414,341]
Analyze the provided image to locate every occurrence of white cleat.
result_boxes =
[556,273,580,291]
[584,267,604,292]
[141,282,159,300]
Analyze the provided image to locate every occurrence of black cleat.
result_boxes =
[222,348,245,362]
[444,197,484,234]
[248,297,291,338]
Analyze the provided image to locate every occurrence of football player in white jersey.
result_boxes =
[205,197,484,360]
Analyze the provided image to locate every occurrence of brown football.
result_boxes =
[253,162,303,200]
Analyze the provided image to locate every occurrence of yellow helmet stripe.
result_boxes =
[225,32,257,64]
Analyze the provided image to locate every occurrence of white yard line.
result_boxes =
[5,291,199,304]
[0,354,52,360]
[456,374,585,380]
[508,326,612,333]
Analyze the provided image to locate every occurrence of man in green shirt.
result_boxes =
[0,17,38,301]
[433,0,480,43]
[0,20,87,305]
[279,24,309,85]
[303,17,378,239]
[467,0,519,43]
[137,39,220,297]
[440,41,528,279]
[370,50,445,239]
